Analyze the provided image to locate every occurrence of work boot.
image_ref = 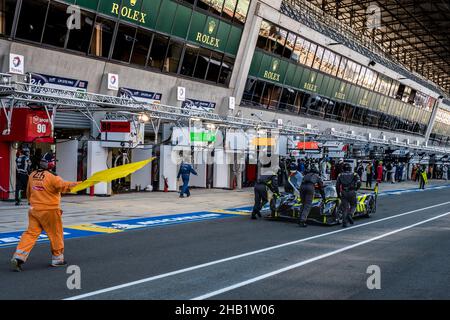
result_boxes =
[299,221,307,228]
[10,258,24,272]
[342,223,348,228]
[51,261,68,268]
[15,201,20,206]
[348,216,354,225]
[251,214,257,220]
[256,212,262,218]
[179,194,184,198]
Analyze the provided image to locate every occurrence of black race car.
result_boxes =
[261,183,378,225]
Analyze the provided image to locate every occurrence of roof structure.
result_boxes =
[283,0,450,96]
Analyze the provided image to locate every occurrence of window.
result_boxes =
[362,69,377,90]
[112,24,137,63]
[343,61,354,82]
[256,20,274,52]
[283,32,296,59]
[180,44,198,77]
[198,0,225,16]
[66,10,95,54]
[373,74,383,92]
[337,57,347,79]
[292,37,303,63]
[147,34,169,70]
[298,39,309,65]
[319,50,331,74]
[234,0,250,25]
[42,1,69,48]
[304,43,316,67]
[251,80,265,105]
[130,29,153,67]
[390,81,400,98]
[16,0,49,42]
[193,48,211,80]
[356,67,367,85]
[352,63,361,84]
[218,55,234,85]
[242,78,256,103]
[0,0,17,36]
[164,39,183,73]
[273,28,287,56]
[89,16,115,58]
[330,53,340,76]
[312,46,324,70]
[279,87,297,111]
[222,0,237,21]
[205,51,223,83]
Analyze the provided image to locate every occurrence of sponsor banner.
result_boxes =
[100,120,131,133]
[94,212,235,230]
[9,54,24,75]
[29,73,88,92]
[119,87,162,104]
[181,99,216,111]
[0,211,241,247]
[0,229,103,248]
[108,73,119,90]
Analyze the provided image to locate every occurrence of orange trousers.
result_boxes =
[13,209,64,264]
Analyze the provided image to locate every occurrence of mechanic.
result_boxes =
[177,160,198,198]
[418,165,427,190]
[11,154,80,272]
[298,166,325,227]
[251,166,280,220]
[336,163,361,228]
[287,163,303,194]
[15,147,31,206]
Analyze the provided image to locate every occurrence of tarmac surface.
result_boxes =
[0,182,449,300]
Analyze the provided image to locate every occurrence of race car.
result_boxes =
[261,183,378,225]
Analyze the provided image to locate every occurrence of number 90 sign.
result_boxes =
[36,124,47,134]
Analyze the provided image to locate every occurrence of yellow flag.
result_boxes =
[71,157,156,193]
[421,171,428,184]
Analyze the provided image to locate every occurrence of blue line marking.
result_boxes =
[0,211,239,248]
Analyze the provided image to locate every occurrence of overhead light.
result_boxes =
[138,114,150,123]
[190,117,201,121]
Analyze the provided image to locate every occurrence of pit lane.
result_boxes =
[0,187,449,300]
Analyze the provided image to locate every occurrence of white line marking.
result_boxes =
[192,211,450,300]
[64,201,450,300]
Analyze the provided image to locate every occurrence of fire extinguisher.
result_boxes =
[163,176,168,192]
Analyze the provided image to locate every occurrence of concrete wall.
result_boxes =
[4,41,233,114]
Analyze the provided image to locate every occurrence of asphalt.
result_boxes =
[0,187,449,300]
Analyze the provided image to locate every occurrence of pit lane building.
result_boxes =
[0,0,449,196]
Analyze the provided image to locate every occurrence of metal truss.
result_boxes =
[291,0,450,94]
[0,78,448,155]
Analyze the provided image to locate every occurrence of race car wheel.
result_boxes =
[365,198,376,217]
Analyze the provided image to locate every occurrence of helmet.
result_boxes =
[22,147,30,155]
[343,163,352,172]
[289,163,297,172]
[308,165,319,174]
[40,152,56,170]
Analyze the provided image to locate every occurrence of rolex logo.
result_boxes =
[272,59,279,72]
[130,0,137,6]
[208,20,216,34]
